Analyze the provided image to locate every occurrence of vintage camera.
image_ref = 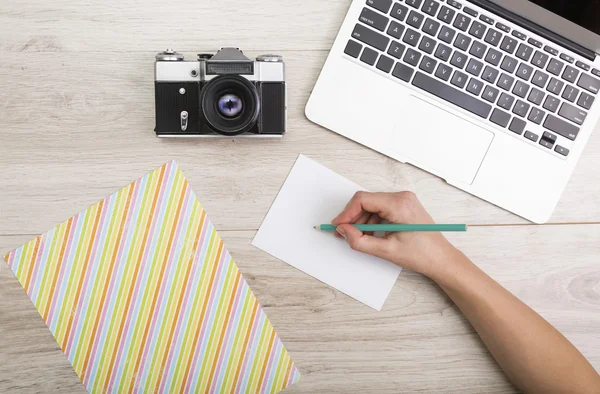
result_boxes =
[154,48,286,137]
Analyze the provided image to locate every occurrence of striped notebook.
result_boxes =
[3,161,300,393]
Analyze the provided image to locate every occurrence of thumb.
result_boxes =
[336,224,390,259]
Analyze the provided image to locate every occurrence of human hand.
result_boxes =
[331,191,456,277]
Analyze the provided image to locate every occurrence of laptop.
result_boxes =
[306,0,600,223]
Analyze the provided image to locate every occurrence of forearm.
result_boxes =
[429,246,600,394]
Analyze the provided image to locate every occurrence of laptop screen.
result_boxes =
[528,0,600,35]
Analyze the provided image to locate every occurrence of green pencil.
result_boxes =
[314,224,468,232]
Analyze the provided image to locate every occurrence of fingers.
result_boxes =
[336,224,390,259]
[332,192,396,226]
[333,210,370,238]
[364,213,381,236]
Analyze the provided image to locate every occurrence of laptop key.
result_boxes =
[527,87,545,106]
[512,100,530,117]
[577,92,595,110]
[576,61,591,72]
[527,38,542,48]
[528,107,545,124]
[360,47,379,66]
[466,58,483,76]
[531,51,549,68]
[485,48,502,66]
[344,40,363,58]
[403,28,421,47]
[490,108,511,127]
[544,114,580,140]
[469,21,487,39]
[419,36,437,54]
[391,3,410,21]
[447,0,461,9]
[484,28,502,46]
[387,41,406,59]
[546,59,564,76]
[392,62,415,82]
[419,56,438,74]
[469,41,487,59]
[367,0,393,13]
[496,22,510,33]
[387,21,406,39]
[438,26,456,44]
[509,118,526,135]
[407,10,425,29]
[546,78,564,96]
[352,24,390,51]
[577,73,600,94]
[376,55,395,73]
[500,36,518,54]
[453,14,471,32]
[423,18,441,36]
[544,45,559,56]
[511,30,527,41]
[558,102,587,125]
[500,56,517,73]
[497,73,515,91]
[560,53,575,64]
[454,33,471,51]
[479,15,494,25]
[593,68,600,78]
[498,93,515,110]
[421,0,440,16]
[435,63,453,81]
[437,6,456,23]
[451,70,468,88]
[543,96,560,113]
[467,78,484,96]
[555,145,569,156]
[412,72,492,118]
[561,85,579,102]
[482,66,499,83]
[562,66,579,84]
[360,8,390,32]
[524,130,539,142]
[515,43,533,62]
[532,70,549,88]
[406,0,424,8]
[482,85,499,103]
[463,7,478,17]
[434,43,452,61]
[539,139,553,149]
[516,63,533,81]
[450,51,467,69]
[403,48,422,66]
[512,81,529,98]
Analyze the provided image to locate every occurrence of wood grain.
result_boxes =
[1,225,599,393]
[1,0,600,392]
[0,50,599,237]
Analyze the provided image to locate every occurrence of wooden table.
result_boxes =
[1,1,599,392]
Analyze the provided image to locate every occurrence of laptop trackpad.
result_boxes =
[389,96,494,185]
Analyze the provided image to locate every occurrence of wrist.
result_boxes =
[422,240,469,283]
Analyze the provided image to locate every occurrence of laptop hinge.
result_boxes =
[467,0,596,61]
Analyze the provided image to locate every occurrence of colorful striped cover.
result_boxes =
[3,161,300,393]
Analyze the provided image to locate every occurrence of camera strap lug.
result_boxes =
[180,111,189,131]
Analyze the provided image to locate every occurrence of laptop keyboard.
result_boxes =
[347,0,600,157]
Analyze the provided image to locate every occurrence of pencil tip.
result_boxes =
[313,225,318,230]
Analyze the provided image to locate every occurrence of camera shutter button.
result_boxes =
[256,54,283,62]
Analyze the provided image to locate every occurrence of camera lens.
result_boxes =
[217,94,243,118]
[200,75,260,136]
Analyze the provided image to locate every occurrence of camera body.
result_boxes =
[154,48,286,137]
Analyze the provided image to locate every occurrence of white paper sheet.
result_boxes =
[252,155,402,311]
